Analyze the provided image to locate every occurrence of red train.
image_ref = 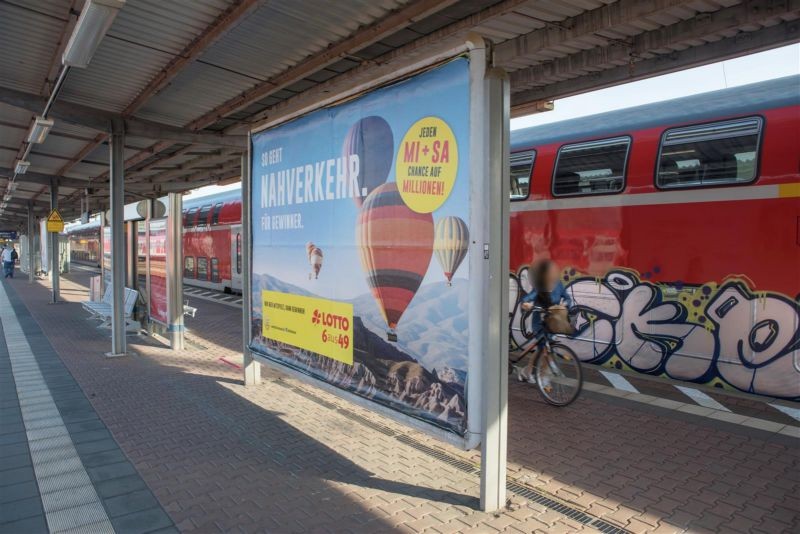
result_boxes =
[181,190,243,293]
[67,190,243,293]
[509,75,799,400]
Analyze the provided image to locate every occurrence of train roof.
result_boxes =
[511,74,800,151]
[182,188,241,210]
[65,220,101,234]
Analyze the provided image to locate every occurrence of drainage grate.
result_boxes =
[272,378,632,533]
[395,434,479,474]
[278,380,339,410]
[506,481,629,533]
[336,410,398,436]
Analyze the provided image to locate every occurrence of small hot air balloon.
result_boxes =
[306,242,324,279]
[356,182,433,341]
[433,216,469,286]
[342,116,394,206]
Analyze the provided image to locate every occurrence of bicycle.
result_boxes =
[509,305,583,406]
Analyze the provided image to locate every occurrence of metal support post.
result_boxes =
[49,179,59,303]
[27,202,34,283]
[470,36,510,512]
[108,122,127,357]
[166,192,184,350]
[241,150,260,386]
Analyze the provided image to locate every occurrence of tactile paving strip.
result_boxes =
[0,283,113,534]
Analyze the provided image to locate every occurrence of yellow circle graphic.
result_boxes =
[395,117,458,213]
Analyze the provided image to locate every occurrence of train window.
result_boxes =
[510,151,535,200]
[184,256,195,278]
[657,117,762,188]
[211,258,220,283]
[184,207,198,228]
[552,136,630,196]
[211,203,223,226]
[197,257,209,281]
[236,233,242,275]
[197,205,212,226]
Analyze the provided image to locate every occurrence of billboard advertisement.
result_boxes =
[148,218,167,324]
[249,58,472,437]
[102,226,111,286]
[40,219,48,271]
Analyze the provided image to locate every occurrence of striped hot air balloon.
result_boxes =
[433,216,469,286]
[356,182,433,341]
[342,116,394,206]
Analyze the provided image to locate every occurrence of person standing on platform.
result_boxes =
[2,244,14,278]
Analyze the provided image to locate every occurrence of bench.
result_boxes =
[183,302,197,318]
[83,286,141,333]
[82,285,112,314]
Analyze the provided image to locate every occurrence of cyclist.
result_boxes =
[515,258,574,383]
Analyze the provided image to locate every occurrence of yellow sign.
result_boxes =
[261,290,354,365]
[395,116,458,213]
[46,209,64,233]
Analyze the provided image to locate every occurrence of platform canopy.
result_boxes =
[1,0,797,228]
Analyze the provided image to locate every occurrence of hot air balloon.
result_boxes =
[356,182,433,342]
[433,216,469,286]
[342,116,394,206]
[306,242,324,279]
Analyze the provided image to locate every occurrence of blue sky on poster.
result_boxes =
[249,58,471,301]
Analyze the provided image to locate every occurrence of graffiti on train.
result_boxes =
[509,267,800,400]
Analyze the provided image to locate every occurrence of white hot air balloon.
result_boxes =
[433,216,469,286]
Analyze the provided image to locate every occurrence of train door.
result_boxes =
[230,224,243,292]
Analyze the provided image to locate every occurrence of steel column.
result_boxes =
[27,202,34,283]
[469,36,510,512]
[241,151,260,386]
[108,123,127,357]
[166,193,184,350]
[49,179,59,303]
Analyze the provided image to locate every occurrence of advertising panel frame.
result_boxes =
[244,38,507,456]
[147,217,168,326]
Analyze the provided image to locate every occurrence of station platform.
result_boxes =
[1,267,798,534]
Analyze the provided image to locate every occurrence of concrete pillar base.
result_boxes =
[104,352,128,358]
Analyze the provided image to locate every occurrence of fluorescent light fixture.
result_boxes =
[14,160,30,174]
[27,116,54,144]
[62,0,126,68]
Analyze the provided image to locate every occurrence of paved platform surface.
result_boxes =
[1,267,798,533]
[0,278,175,533]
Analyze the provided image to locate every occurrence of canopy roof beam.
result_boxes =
[0,87,246,148]
[510,2,800,108]
[56,0,268,177]
[185,0,462,130]
[495,0,700,68]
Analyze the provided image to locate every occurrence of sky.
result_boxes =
[184,43,799,202]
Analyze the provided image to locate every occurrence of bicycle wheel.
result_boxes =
[533,342,583,406]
